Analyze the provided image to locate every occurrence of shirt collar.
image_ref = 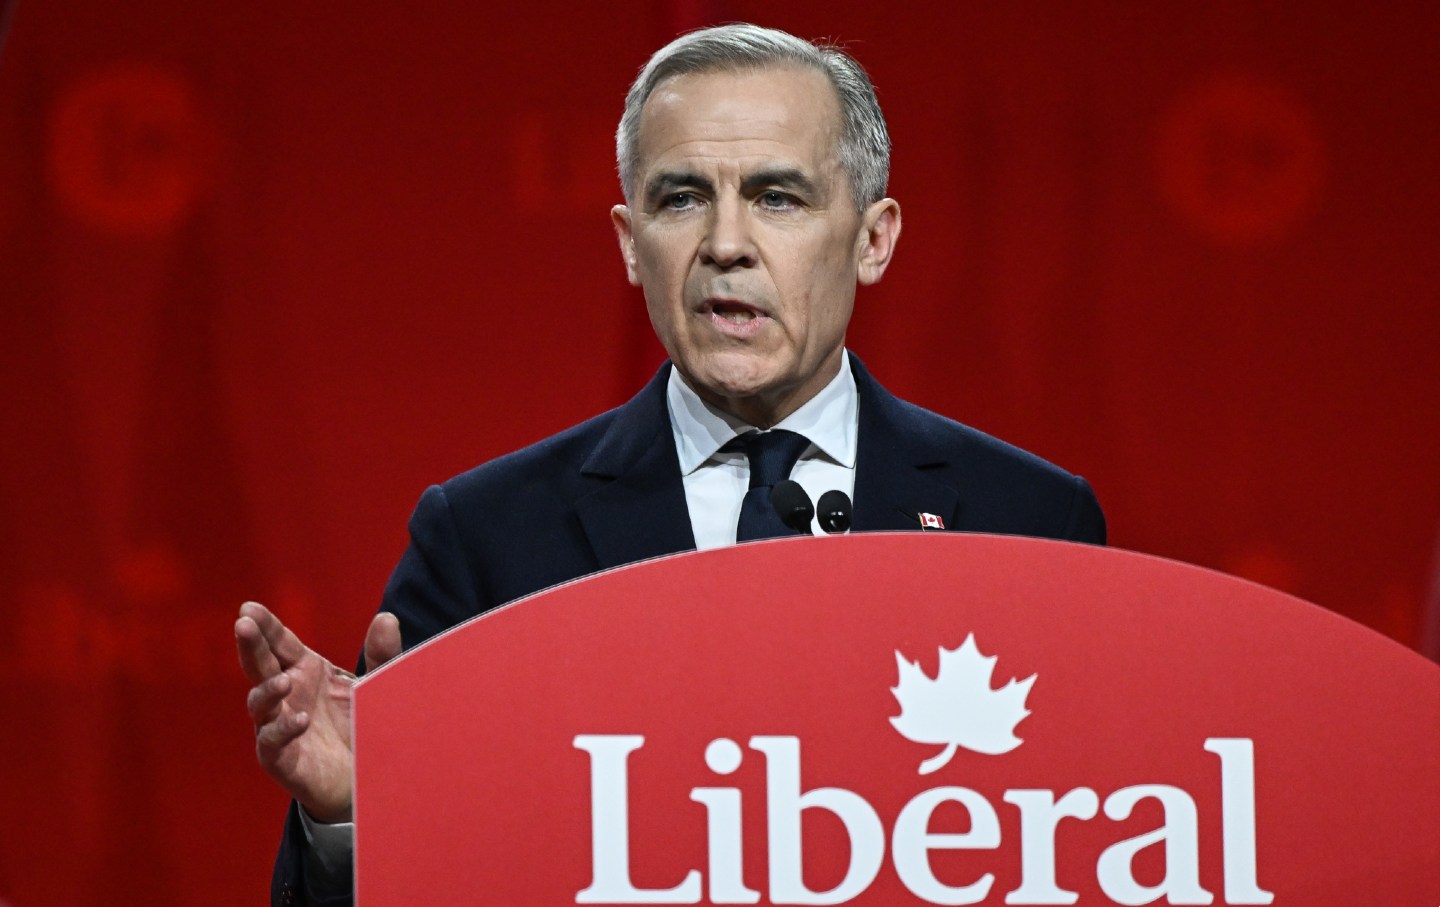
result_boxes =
[667,353,858,475]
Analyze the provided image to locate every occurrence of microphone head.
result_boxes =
[816,489,853,534]
[770,480,815,535]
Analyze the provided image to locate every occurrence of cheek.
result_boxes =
[642,275,689,347]
[636,251,682,301]
[796,251,851,303]
[637,226,696,278]
[643,287,677,334]
[795,259,855,343]
[793,232,856,285]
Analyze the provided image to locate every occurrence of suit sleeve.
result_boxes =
[270,803,354,907]
[375,483,488,653]
[269,484,486,906]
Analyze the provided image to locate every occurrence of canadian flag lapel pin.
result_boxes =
[919,512,945,530]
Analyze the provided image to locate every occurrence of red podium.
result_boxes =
[353,534,1439,905]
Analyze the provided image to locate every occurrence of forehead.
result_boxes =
[634,66,842,176]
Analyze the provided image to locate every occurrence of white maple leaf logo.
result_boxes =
[889,634,1036,774]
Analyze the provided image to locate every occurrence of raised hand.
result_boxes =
[235,601,402,823]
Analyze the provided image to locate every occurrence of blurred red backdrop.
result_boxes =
[1,1,1437,903]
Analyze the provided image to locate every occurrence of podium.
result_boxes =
[353,534,1439,904]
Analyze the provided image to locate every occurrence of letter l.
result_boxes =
[1204,738,1274,905]
[574,735,701,904]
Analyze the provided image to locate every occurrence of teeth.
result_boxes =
[719,309,755,323]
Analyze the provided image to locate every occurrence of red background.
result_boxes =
[0,1,1437,903]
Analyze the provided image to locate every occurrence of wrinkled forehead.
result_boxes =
[634,65,844,170]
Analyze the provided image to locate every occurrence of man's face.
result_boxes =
[613,66,900,427]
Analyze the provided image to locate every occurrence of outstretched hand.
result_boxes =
[235,602,402,823]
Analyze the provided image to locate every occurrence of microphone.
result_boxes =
[816,490,853,534]
[770,480,815,535]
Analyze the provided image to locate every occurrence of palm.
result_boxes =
[262,648,357,820]
[237,602,400,823]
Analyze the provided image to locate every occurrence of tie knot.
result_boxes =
[733,429,810,490]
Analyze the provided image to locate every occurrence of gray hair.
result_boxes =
[616,23,891,211]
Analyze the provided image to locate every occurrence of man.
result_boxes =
[236,23,1105,906]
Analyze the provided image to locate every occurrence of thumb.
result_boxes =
[363,612,403,673]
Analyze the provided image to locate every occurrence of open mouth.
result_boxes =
[714,303,757,323]
[706,299,765,324]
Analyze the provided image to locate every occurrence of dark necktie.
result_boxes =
[732,429,811,542]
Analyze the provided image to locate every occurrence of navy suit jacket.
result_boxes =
[271,355,1105,905]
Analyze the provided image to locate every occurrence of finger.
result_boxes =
[246,671,293,725]
[239,601,311,672]
[363,612,403,673]
[235,613,283,685]
[256,709,310,754]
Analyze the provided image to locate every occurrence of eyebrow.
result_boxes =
[642,166,822,207]
[643,170,714,207]
[740,167,819,199]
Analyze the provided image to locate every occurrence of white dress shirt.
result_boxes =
[668,353,858,549]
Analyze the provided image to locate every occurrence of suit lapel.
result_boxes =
[849,356,962,533]
[572,357,962,561]
[575,365,698,570]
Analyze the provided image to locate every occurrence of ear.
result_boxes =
[855,198,902,286]
[611,204,641,286]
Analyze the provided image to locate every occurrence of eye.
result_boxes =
[664,192,696,210]
[759,191,797,210]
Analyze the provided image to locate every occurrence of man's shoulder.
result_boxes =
[436,365,671,505]
[438,406,618,504]
[854,357,1082,485]
[888,393,1079,481]
[854,359,1103,543]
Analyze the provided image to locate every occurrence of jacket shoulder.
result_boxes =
[893,396,1081,483]
[439,405,619,504]
[438,363,671,505]
[858,368,1105,544]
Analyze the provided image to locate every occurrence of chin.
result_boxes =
[689,355,786,404]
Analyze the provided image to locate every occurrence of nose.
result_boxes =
[698,195,757,270]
